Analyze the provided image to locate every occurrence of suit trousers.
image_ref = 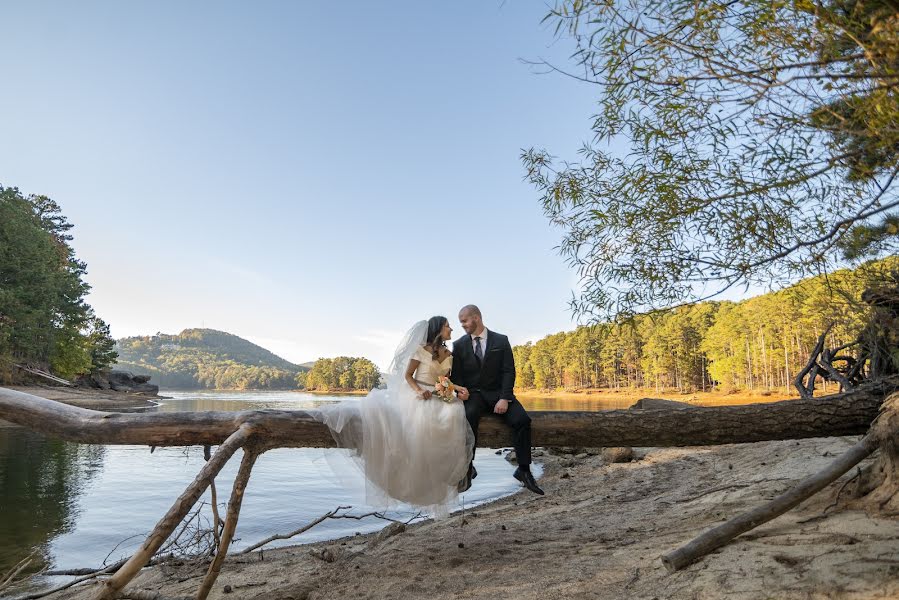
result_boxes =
[463,391,532,466]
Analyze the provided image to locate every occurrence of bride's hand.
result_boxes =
[420,389,432,400]
[456,387,469,401]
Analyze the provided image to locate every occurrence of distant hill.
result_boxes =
[115,328,308,390]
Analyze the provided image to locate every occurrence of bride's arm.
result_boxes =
[404,359,431,399]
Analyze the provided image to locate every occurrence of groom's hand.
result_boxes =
[494,399,509,414]
[456,387,470,401]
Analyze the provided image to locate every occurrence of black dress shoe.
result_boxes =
[514,467,545,495]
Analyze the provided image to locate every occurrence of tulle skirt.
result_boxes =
[313,383,474,517]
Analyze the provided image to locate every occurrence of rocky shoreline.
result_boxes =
[74,369,160,396]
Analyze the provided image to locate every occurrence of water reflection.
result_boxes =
[0,390,536,594]
[0,428,104,574]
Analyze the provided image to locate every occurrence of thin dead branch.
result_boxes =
[0,553,36,592]
[240,506,421,555]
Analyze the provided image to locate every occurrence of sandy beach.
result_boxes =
[42,435,899,600]
[2,385,159,412]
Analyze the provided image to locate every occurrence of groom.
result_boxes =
[452,305,544,495]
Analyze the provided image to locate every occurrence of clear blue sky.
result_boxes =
[1,1,607,368]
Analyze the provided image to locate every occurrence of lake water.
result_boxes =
[0,390,546,594]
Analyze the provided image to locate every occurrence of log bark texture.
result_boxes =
[2,377,898,448]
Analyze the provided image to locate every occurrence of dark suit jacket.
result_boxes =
[451,330,517,404]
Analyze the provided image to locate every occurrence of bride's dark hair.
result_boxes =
[426,316,448,360]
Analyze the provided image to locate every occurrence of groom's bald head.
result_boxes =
[459,305,484,335]
[460,304,481,318]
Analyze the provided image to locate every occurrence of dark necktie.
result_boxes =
[474,336,483,363]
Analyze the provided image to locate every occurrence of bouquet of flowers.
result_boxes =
[433,375,456,402]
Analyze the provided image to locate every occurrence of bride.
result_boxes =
[314,316,475,516]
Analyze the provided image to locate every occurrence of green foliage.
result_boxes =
[114,329,307,390]
[86,317,117,370]
[0,185,117,381]
[303,356,381,391]
[515,259,894,391]
[524,0,899,320]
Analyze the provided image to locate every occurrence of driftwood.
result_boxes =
[3,378,899,449]
[3,378,899,598]
[13,364,74,386]
[196,446,258,600]
[660,436,877,571]
[0,554,36,594]
[661,391,899,571]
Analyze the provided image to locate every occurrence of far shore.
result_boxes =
[1,384,817,415]
[516,386,804,408]
[300,388,369,396]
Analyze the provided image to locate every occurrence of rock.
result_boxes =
[629,398,692,410]
[223,585,232,593]
[601,447,634,463]
[106,370,159,395]
[77,369,158,394]
[547,446,584,456]
[309,547,340,562]
[74,371,109,390]
[367,522,406,549]
[505,450,518,464]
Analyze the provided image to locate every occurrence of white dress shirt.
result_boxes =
[472,328,488,357]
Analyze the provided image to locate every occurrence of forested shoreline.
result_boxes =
[299,356,381,392]
[0,186,117,382]
[513,260,896,394]
[116,331,382,391]
[115,329,305,390]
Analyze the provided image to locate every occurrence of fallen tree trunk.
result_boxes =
[4,379,897,598]
[2,376,899,448]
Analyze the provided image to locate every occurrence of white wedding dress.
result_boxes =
[314,321,475,517]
